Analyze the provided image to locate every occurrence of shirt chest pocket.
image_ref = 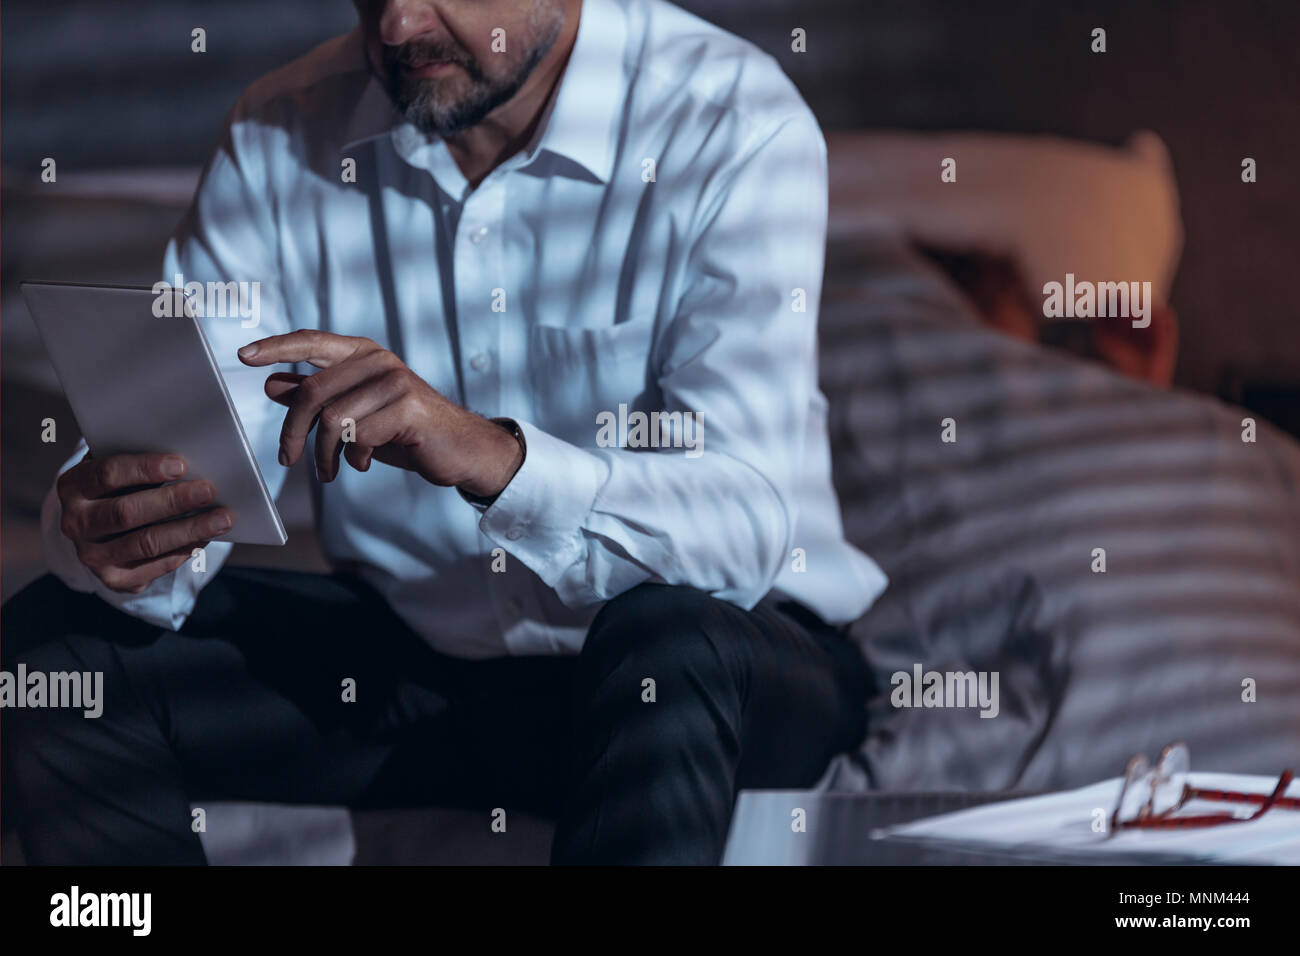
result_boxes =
[527,318,657,446]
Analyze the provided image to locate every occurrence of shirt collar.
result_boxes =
[337,0,628,184]
[523,0,627,183]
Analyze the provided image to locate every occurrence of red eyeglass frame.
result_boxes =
[1109,742,1300,834]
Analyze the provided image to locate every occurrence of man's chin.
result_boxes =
[393,87,473,137]
[405,107,486,140]
[387,68,520,139]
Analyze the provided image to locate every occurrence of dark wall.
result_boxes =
[2,1,357,168]
[678,0,1300,392]
[4,0,1297,391]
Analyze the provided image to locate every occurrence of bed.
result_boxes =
[818,227,1300,795]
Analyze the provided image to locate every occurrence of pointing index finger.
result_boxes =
[237,330,370,369]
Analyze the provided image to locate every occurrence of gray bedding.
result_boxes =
[816,232,1300,793]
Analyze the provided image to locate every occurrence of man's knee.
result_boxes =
[578,583,749,695]
[1,574,162,757]
[1,576,131,733]
[2,581,114,807]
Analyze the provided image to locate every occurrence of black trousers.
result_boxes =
[1,568,868,865]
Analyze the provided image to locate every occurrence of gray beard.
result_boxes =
[389,13,563,138]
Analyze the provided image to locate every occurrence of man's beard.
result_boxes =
[380,9,564,139]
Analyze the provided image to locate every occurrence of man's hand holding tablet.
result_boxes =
[22,280,289,572]
[55,453,234,594]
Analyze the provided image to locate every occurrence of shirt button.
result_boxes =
[469,352,490,372]
[506,596,524,614]
[505,526,524,541]
[470,225,489,244]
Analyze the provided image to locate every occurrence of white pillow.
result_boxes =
[825,130,1184,302]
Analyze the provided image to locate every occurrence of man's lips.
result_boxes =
[401,59,460,78]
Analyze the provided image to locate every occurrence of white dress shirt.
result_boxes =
[42,0,888,658]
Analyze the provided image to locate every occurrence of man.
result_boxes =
[2,0,887,864]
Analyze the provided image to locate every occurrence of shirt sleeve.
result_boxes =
[477,112,828,611]
[39,96,291,630]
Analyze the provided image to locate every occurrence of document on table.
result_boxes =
[873,773,1300,865]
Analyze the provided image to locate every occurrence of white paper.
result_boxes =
[874,773,1300,864]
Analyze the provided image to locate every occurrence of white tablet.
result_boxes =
[20,280,287,546]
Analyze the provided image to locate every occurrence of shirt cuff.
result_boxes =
[476,420,608,587]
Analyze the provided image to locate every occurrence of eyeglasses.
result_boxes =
[1109,741,1299,835]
